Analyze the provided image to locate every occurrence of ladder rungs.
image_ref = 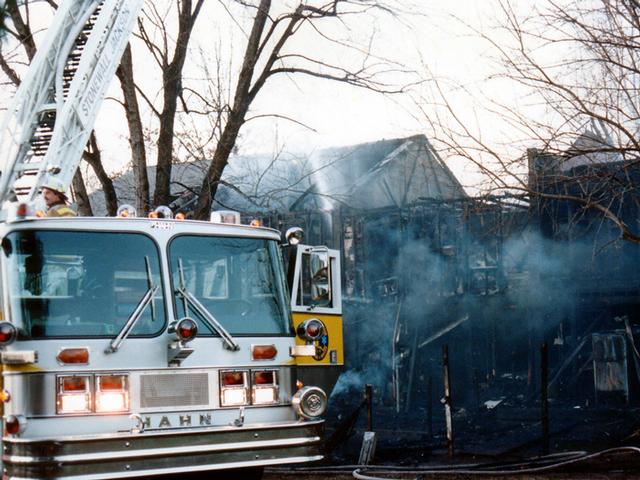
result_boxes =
[37,104,57,114]
[14,163,42,173]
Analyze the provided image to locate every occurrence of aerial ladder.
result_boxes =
[0,0,143,216]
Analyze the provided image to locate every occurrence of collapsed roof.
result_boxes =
[90,134,466,214]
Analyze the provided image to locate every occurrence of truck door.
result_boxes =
[290,245,343,396]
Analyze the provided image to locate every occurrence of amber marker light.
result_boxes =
[35,210,46,218]
[221,371,245,386]
[57,348,89,365]
[148,211,159,219]
[0,389,11,403]
[117,204,137,218]
[175,212,186,220]
[250,219,262,227]
[251,344,277,361]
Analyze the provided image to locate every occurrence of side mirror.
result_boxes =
[310,248,331,306]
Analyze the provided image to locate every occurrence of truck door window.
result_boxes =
[296,252,333,308]
[2,230,165,338]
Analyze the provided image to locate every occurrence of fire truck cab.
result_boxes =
[0,2,343,476]
[0,213,342,478]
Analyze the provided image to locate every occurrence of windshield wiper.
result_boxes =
[105,257,158,354]
[176,258,239,351]
[145,254,157,321]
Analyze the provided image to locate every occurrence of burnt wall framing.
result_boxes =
[251,193,640,454]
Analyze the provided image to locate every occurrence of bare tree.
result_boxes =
[71,168,93,216]
[2,0,412,218]
[136,0,205,207]
[5,0,36,61]
[420,0,640,244]
[116,44,150,215]
[83,133,116,215]
[191,0,411,219]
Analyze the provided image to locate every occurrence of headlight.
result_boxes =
[220,371,249,407]
[95,375,129,413]
[292,386,327,419]
[57,373,130,415]
[252,370,278,405]
[56,375,92,414]
[296,319,324,342]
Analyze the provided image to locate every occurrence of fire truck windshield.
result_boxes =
[1,230,166,338]
[169,235,290,335]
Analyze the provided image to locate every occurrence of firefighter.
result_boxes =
[41,179,77,217]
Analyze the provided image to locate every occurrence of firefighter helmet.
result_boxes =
[41,177,67,198]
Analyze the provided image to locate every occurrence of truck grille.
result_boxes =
[140,373,209,408]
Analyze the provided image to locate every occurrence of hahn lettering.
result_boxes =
[143,414,213,429]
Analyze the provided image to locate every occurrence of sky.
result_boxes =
[94,1,513,183]
[0,0,537,194]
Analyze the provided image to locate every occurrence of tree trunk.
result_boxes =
[5,0,36,61]
[117,44,150,214]
[84,133,118,216]
[72,169,94,216]
[193,0,271,219]
[194,115,246,219]
[153,0,205,206]
[153,67,180,206]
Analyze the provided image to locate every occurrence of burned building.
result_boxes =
[100,132,640,457]
[527,132,640,406]
[271,134,640,457]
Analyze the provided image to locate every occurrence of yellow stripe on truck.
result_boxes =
[1,364,44,373]
[292,312,344,366]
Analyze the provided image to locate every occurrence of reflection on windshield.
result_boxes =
[169,236,289,335]
[2,230,165,338]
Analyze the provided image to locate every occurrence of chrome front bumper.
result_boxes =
[2,420,323,479]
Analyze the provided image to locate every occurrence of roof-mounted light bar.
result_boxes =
[149,205,173,219]
[117,204,137,218]
[210,210,240,224]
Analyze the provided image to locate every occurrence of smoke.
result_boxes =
[501,229,576,334]
[499,226,625,340]
[330,206,637,410]
[331,366,389,398]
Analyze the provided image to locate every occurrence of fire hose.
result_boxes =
[267,446,640,478]
[350,446,640,479]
